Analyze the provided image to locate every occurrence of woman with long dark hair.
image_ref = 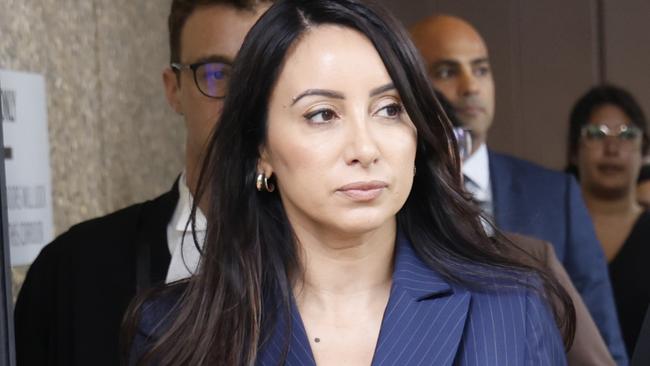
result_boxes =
[124,1,573,364]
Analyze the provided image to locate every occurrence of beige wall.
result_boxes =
[1,0,185,293]
[1,0,184,235]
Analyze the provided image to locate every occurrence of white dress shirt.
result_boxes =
[165,172,206,283]
[461,143,493,217]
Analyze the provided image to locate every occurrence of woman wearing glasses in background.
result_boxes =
[567,84,650,355]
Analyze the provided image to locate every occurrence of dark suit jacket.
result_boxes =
[14,183,177,366]
[133,235,567,365]
[489,150,627,364]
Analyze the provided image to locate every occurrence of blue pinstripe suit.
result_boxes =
[256,236,566,365]
[133,236,567,365]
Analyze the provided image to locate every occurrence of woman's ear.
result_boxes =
[257,146,273,176]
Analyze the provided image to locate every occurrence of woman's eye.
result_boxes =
[586,131,604,140]
[621,130,639,140]
[376,103,403,118]
[305,109,337,124]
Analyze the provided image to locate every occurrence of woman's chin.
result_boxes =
[325,212,396,238]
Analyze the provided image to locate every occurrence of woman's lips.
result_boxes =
[597,163,625,175]
[337,181,388,201]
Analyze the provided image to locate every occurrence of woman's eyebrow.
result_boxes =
[291,89,345,106]
[369,83,395,97]
[290,83,395,106]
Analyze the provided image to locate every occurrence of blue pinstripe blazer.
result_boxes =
[133,236,567,365]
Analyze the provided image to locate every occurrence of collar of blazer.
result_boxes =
[257,233,472,366]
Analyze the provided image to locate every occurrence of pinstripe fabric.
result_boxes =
[256,236,567,365]
[133,236,567,365]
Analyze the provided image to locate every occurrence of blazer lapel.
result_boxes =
[257,298,316,366]
[257,235,471,366]
[371,236,471,366]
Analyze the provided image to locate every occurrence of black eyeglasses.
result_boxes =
[171,61,232,99]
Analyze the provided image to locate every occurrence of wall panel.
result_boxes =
[603,0,650,126]
[517,0,598,168]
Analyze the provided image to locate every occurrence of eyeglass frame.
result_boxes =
[580,123,643,147]
[170,60,231,99]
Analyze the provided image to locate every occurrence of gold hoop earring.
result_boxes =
[256,172,275,192]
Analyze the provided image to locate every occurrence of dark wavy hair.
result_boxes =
[124,1,574,364]
[566,84,649,177]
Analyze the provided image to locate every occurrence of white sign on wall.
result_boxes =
[0,69,54,266]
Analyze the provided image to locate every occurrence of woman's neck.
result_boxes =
[292,220,395,304]
[291,221,396,366]
[583,189,642,217]
[583,187,643,261]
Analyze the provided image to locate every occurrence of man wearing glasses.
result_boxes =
[14,1,271,365]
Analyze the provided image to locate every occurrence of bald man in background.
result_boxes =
[411,15,627,364]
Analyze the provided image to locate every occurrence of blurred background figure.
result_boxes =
[410,15,626,364]
[567,84,650,355]
[13,1,271,365]
[438,90,615,366]
[637,164,650,208]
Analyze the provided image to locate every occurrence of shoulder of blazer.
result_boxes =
[489,150,568,182]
